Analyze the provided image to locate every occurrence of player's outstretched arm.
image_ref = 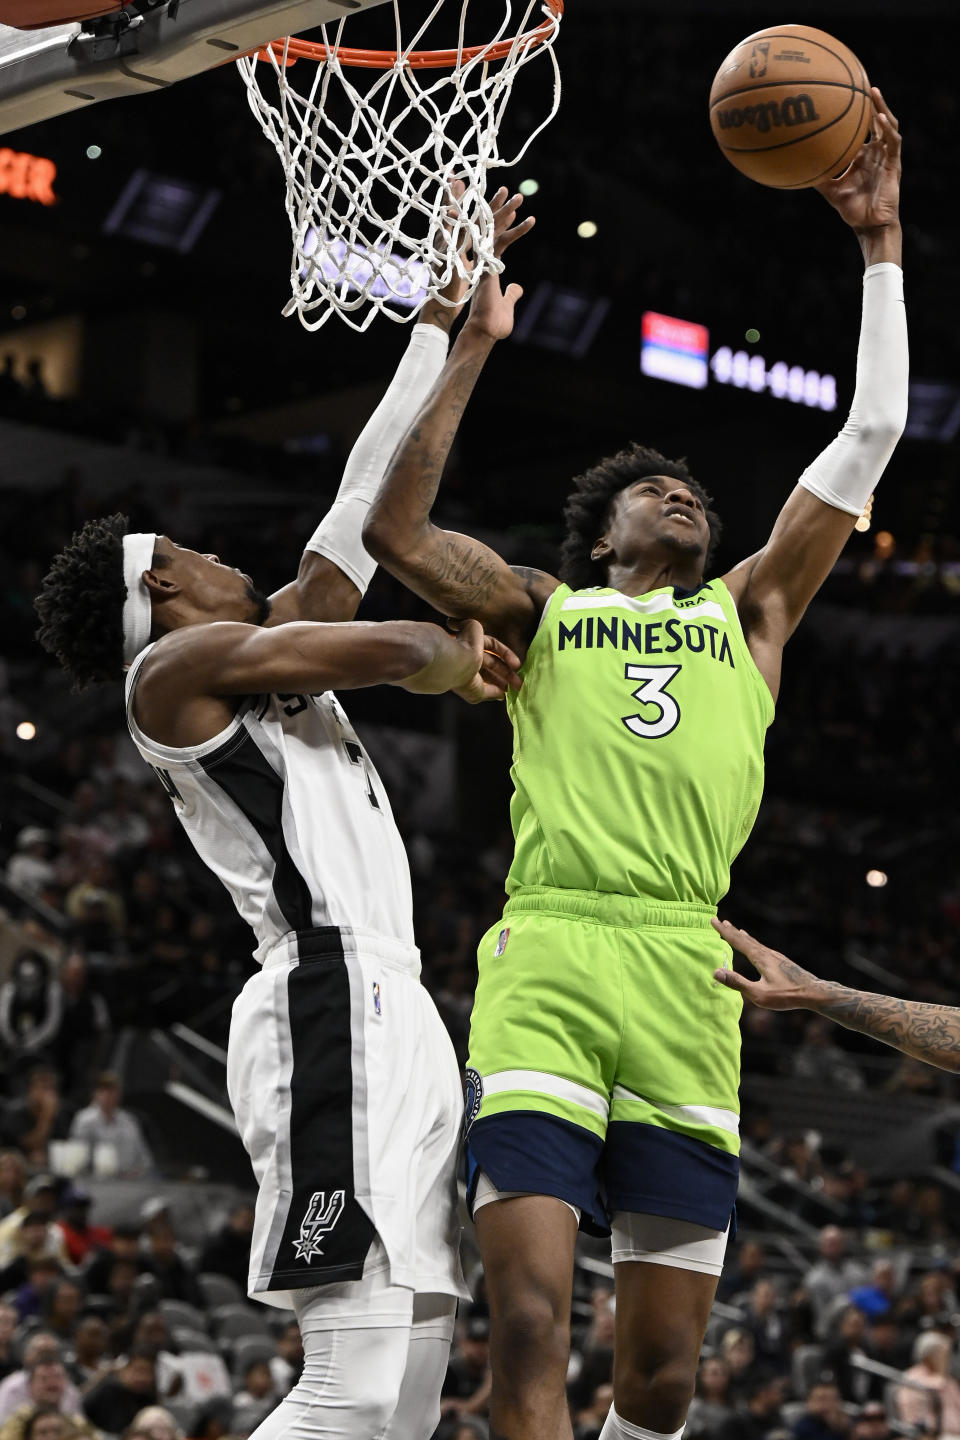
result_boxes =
[266,300,457,627]
[133,618,520,747]
[724,89,907,699]
[712,917,960,1074]
[363,193,557,654]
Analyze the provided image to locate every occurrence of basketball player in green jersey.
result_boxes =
[365,89,904,1440]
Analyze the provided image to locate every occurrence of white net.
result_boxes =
[236,0,563,332]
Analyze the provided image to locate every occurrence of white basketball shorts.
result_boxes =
[227,925,469,1309]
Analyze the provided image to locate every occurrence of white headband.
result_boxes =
[121,532,157,669]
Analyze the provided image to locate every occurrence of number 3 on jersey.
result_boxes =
[622,664,682,739]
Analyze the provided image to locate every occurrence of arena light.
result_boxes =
[299,230,428,310]
[577,220,598,239]
[904,379,960,443]
[865,870,888,888]
[15,720,36,740]
[519,178,539,196]
[512,282,610,358]
[104,169,221,254]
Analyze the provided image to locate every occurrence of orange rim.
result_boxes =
[256,0,563,69]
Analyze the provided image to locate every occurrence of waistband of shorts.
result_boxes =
[503,887,716,929]
[262,926,422,976]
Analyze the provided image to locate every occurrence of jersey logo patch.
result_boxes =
[494,927,510,956]
[293,1190,345,1263]
[372,981,382,1016]
[464,1069,483,1130]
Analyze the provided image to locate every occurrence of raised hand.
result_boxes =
[711,917,823,1010]
[422,183,536,332]
[815,86,901,234]
[464,186,536,343]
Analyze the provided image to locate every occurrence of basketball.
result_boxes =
[709,24,873,189]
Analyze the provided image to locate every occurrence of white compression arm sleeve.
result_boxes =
[304,322,450,594]
[797,262,908,516]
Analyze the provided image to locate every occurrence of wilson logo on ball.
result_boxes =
[716,94,820,133]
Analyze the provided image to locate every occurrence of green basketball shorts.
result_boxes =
[463,886,742,1236]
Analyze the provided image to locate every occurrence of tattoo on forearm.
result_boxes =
[423,535,502,609]
[817,984,960,1071]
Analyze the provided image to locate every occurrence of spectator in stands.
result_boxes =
[53,958,111,1102]
[791,1379,852,1439]
[0,1339,81,1424]
[82,1350,157,1436]
[898,1269,958,1335]
[126,1405,181,1440]
[56,1189,111,1269]
[566,1287,615,1410]
[684,1355,736,1438]
[66,1318,111,1392]
[229,1361,278,1437]
[440,1303,491,1419]
[129,1312,230,1411]
[267,1323,301,1398]
[82,1225,143,1297]
[803,1227,868,1337]
[124,872,164,962]
[196,1205,253,1296]
[0,1154,26,1221]
[0,1070,72,1170]
[572,1382,614,1440]
[850,1401,891,1440]
[139,1218,203,1310]
[849,1259,899,1320]
[18,1408,75,1440]
[64,860,126,955]
[719,1328,765,1404]
[0,958,65,1088]
[864,1313,911,1379]
[872,1180,929,1244]
[742,1277,792,1374]
[4,830,56,901]
[0,1362,93,1440]
[185,1397,232,1440]
[10,1256,64,1327]
[822,1304,873,1407]
[717,1373,789,1440]
[68,1074,153,1180]
[41,1280,84,1346]
[0,1207,68,1290]
[716,1238,768,1305]
[896,1330,960,1437]
[0,1307,18,1385]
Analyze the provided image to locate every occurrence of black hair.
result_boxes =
[558,442,722,591]
[34,513,132,689]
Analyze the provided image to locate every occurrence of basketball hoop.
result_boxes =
[237,0,564,332]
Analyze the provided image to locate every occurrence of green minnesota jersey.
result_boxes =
[505,579,774,905]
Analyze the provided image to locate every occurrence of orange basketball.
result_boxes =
[709,24,872,189]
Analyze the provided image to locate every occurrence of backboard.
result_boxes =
[0,0,391,137]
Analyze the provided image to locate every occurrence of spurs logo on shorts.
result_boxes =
[293,1189,346,1263]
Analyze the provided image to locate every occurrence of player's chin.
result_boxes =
[660,527,706,556]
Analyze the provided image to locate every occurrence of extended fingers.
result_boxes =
[871,86,900,133]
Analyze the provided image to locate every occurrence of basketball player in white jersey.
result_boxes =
[33,224,527,1438]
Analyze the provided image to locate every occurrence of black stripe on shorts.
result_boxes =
[266,927,376,1290]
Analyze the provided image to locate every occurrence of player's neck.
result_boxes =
[603,557,704,598]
